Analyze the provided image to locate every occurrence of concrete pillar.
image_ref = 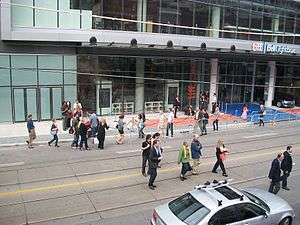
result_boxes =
[195,61,201,109]
[137,0,147,32]
[250,62,256,102]
[211,6,220,38]
[135,58,145,113]
[272,15,279,43]
[209,58,218,112]
[266,61,276,107]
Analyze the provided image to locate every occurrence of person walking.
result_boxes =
[191,135,202,175]
[166,108,174,138]
[194,108,204,135]
[148,140,162,190]
[178,142,192,181]
[173,95,180,118]
[212,139,229,177]
[281,146,293,191]
[71,115,80,149]
[241,104,248,121]
[79,117,89,150]
[268,153,284,194]
[157,111,166,138]
[202,109,209,135]
[90,113,99,137]
[138,113,145,139]
[116,115,125,144]
[48,118,59,147]
[97,118,109,150]
[259,102,265,126]
[26,114,36,149]
[141,134,152,176]
[213,104,220,131]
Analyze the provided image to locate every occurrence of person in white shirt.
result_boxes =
[166,108,174,137]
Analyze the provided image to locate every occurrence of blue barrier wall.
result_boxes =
[220,102,300,123]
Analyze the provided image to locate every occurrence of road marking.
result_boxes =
[0,162,24,168]
[117,149,141,154]
[0,148,292,197]
[243,132,277,139]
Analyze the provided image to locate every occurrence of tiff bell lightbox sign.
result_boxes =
[252,42,296,55]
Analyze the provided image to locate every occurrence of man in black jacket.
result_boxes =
[148,140,162,190]
[268,153,284,194]
[281,146,293,190]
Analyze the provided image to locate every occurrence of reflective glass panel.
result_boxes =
[0,87,12,122]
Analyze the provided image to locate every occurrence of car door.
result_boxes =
[233,203,271,225]
[208,205,239,225]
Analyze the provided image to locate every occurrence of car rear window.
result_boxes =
[169,193,210,225]
[215,186,241,200]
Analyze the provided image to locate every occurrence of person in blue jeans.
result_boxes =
[48,118,59,147]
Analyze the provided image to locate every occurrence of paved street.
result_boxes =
[0,120,300,225]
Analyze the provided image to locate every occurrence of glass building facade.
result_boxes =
[11,0,300,44]
[0,0,299,122]
[0,54,77,122]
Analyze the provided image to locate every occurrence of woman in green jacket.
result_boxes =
[178,142,192,181]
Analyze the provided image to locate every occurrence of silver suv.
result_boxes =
[151,180,295,225]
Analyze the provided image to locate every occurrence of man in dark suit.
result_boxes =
[281,146,293,190]
[148,140,162,190]
[268,153,284,194]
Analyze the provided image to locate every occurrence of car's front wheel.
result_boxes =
[279,217,292,225]
[277,102,282,107]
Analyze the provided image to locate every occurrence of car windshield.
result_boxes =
[169,193,210,225]
[241,191,270,212]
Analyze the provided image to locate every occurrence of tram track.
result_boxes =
[19,166,300,225]
[1,152,300,209]
[1,135,299,188]
[1,129,299,174]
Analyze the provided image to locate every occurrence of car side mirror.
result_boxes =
[263,211,269,219]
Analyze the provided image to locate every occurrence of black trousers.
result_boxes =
[181,162,192,176]
[212,159,226,174]
[213,119,219,131]
[174,106,178,118]
[79,135,88,149]
[282,172,290,188]
[166,123,174,137]
[148,168,157,186]
[142,154,149,174]
[202,120,208,134]
[49,134,58,146]
[97,135,105,149]
[268,181,280,194]
[259,116,264,126]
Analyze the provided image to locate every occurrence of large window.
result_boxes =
[194,4,210,37]
[160,0,178,34]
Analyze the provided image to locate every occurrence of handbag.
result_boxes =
[93,137,99,145]
[50,130,57,136]
[220,152,226,161]
[69,127,74,134]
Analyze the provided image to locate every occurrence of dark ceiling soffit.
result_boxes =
[77,46,299,62]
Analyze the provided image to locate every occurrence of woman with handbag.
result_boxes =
[212,139,228,177]
[178,142,192,181]
[48,118,59,147]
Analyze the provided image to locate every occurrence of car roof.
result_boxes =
[190,182,252,210]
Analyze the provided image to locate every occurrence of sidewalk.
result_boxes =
[0,112,241,146]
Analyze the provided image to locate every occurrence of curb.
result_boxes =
[0,123,252,148]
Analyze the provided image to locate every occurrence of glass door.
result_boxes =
[13,88,37,122]
[40,87,62,120]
